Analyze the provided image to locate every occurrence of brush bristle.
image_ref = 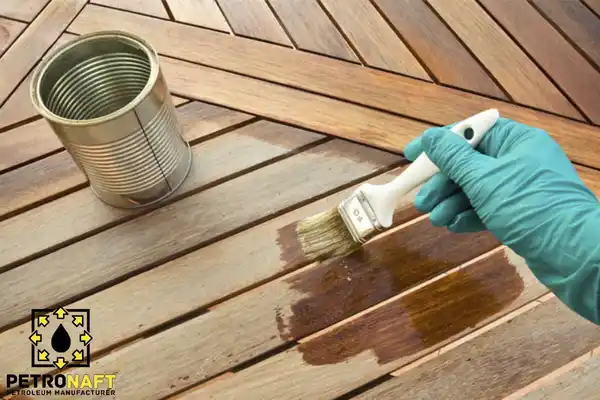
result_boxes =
[295,208,361,262]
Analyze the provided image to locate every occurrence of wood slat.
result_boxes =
[373,0,507,99]
[583,0,600,17]
[267,0,359,62]
[0,0,86,107]
[0,0,49,22]
[0,101,252,220]
[0,139,402,330]
[166,0,230,32]
[426,0,581,120]
[533,0,600,70]
[30,213,501,399]
[179,249,547,400]
[0,33,77,130]
[0,17,25,56]
[68,5,600,170]
[318,0,429,79]
[216,0,291,46]
[358,298,600,400]
[479,0,600,124]
[521,353,600,399]
[92,0,169,18]
[0,168,420,382]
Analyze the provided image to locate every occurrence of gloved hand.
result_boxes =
[404,117,600,324]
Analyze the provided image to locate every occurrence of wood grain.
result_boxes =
[180,249,547,400]
[92,0,169,18]
[167,0,230,32]
[0,118,309,270]
[216,0,291,46]
[69,5,600,170]
[0,119,62,172]
[0,0,48,22]
[521,353,600,399]
[426,0,581,120]
[583,0,600,17]
[267,0,358,62]
[319,0,430,79]
[373,0,506,99]
[0,167,417,381]
[0,140,402,330]
[0,101,252,219]
[480,0,600,124]
[0,0,86,107]
[0,17,25,56]
[0,33,77,129]
[533,0,600,69]
[358,298,600,400]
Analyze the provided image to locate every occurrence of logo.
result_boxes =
[30,307,92,369]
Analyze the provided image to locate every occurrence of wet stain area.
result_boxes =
[275,221,310,271]
[296,250,524,366]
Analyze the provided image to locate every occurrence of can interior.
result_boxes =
[38,36,152,121]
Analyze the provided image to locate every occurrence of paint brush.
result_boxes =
[295,108,500,261]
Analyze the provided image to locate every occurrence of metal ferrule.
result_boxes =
[337,191,383,244]
[30,31,192,208]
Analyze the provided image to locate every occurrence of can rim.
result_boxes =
[29,30,160,127]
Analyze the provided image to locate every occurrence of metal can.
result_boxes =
[30,30,192,208]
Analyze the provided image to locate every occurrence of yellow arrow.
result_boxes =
[54,357,68,370]
[72,315,84,327]
[54,307,68,319]
[38,349,49,361]
[80,331,93,345]
[29,331,42,345]
[72,349,84,362]
[38,315,49,327]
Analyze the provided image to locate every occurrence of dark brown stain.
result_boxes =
[276,215,500,342]
[296,251,524,366]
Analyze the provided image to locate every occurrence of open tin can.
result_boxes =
[30,30,192,208]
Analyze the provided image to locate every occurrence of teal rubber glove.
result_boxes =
[404,117,600,324]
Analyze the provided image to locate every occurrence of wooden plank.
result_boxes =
[319,0,430,79]
[0,0,48,22]
[0,117,311,270]
[373,0,506,99]
[0,139,401,330]
[0,167,421,381]
[0,0,86,107]
[267,0,359,62]
[357,298,600,400]
[0,33,77,130]
[178,248,547,400]
[533,0,600,70]
[166,0,230,32]
[479,0,600,124]
[521,353,600,399]
[13,217,500,398]
[68,5,600,170]
[0,101,253,220]
[216,0,291,46]
[0,17,25,56]
[426,0,581,120]
[584,0,600,17]
[92,0,169,18]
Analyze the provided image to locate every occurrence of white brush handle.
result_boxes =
[359,108,500,229]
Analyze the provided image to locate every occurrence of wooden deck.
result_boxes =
[1,0,600,398]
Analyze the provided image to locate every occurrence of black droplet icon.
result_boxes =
[51,324,71,353]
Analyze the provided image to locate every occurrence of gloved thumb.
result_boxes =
[421,127,489,188]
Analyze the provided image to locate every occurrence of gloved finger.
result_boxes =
[414,172,459,213]
[403,136,423,162]
[429,191,472,227]
[447,209,487,233]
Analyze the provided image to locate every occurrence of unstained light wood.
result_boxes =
[0,17,25,56]
[480,0,600,124]
[319,0,430,79]
[268,0,359,62]
[167,0,230,32]
[0,0,49,22]
[92,0,169,18]
[68,5,600,170]
[426,0,581,120]
[216,0,291,46]
[358,298,600,400]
